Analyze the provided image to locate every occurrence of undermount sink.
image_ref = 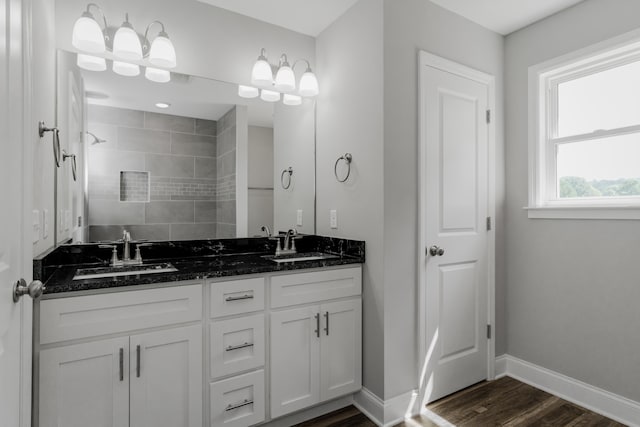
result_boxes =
[263,252,340,264]
[73,263,178,281]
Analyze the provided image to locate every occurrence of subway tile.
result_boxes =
[170,223,217,240]
[88,176,119,200]
[217,126,235,156]
[216,223,236,238]
[145,201,194,224]
[88,224,170,242]
[194,201,217,223]
[145,112,195,133]
[216,200,236,224]
[118,127,171,153]
[171,132,216,157]
[195,119,217,136]
[88,150,145,177]
[88,199,145,225]
[88,105,144,128]
[145,153,194,178]
[170,195,215,201]
[217,107,236,134]
[217,151,236,177]
[195,157,216,179]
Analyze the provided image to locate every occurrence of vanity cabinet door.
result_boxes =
[39,337,130,427]
[320,299,362,401]
[270,306,321,418]
[129,325,203,427]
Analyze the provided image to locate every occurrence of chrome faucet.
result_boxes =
[274,229,299,256]
[122,230,132,262]
[261,225,272,237]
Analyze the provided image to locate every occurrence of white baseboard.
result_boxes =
[260,396,353,427]
[353,388,418,427]
[497,354,640,427]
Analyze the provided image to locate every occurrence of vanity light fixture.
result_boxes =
[71,3,177,83]
[244,48,319,106]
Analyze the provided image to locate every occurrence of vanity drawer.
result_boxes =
[40,284,203,344]
[211,314,265,379]
[210,370,265,427]
[270,266,362,308]
[210,277,265,318]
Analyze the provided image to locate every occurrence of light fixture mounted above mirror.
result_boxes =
[238,48,319,106]
[71,3,177,83]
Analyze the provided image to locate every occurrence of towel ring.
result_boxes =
[62,150,77,182]
[281,167,293,189]
[39,121,61,168]
[334,153,352,183]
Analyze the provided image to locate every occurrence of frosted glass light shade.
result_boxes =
[149,34,176,68]
[238,85,259,98]
[77,53,106,71]
[274,65,296,92]
[299,71,319,97]
[113,22,143,60]
[72,14,105,53]
[283,94,302,106]
[251,59,273,87]
[112,61,140,77]
[145,67,170,83]
[260,89,280,102]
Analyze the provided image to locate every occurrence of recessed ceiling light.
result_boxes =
[155,102,170,109]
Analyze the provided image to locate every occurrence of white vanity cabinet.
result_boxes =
[269,267,362,419]
[37,284,203,427]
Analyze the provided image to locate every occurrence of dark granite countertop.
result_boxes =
[36,236,365,296]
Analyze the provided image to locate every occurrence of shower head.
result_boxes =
[86,131,106,145]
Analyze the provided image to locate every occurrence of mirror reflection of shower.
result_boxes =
[86,131,106,145]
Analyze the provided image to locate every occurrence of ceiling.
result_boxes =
[197,0,583,37]
[426,0,584,35]
[196,0,359,36]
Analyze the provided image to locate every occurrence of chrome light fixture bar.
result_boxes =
[240,48,319,106]
[71,3,177,83]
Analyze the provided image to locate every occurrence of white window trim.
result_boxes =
[527,29,640,220]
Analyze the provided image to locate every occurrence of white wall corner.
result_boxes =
[353,388,419,427]
[497,355,640,427]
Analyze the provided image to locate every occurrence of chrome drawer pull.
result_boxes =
[226,342,254,352]
[225,399,253,412]
[225,294,254,302]
[119,348,124,382]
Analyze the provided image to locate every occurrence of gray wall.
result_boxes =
[316,0,385,397]
[87,105,223,241]
[505,0,640,403]
[382,0,505,399]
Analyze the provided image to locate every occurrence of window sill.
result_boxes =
[525,205,640,220]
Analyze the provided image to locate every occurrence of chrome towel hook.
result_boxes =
[334,153,352,183]
[39,121,61,168]
[281,167,293,189]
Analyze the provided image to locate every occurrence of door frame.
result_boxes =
[416,50,496,406]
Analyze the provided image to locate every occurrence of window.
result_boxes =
[528,33,640,219]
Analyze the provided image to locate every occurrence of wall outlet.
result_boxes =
[32,210,40,244]
[330,209,338,229]
[42,209,49,239]
[296,209,303,227]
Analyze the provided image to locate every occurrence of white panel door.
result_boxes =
[422,59,490,403]
[320,299,362,401]
[0,1,31,425]
[39,338,130,427]
[129,325,203,427]
[270,305,320,418]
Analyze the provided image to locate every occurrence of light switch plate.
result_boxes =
[296,209,303,226]
[330,209,338,229]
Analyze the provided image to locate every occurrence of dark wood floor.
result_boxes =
[294,377,626,427]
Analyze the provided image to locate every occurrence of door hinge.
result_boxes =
[487,324,492,339]
[486,109,491,124]
[486,216,492,231]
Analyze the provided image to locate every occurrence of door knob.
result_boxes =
[429,246,445,256]
[13,278,45,303]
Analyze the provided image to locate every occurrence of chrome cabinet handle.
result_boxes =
[429,246,445,256]
[136,345,141,378]
[324,312,329,336]
[12,279,45,302]
[225,399,253,412]
[226,342,254,352]
[314,313,320,338]
[225,294,254,302]
[119,348,124,381]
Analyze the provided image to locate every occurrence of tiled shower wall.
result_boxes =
[87,104,236,241]
[215,107,237,238]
